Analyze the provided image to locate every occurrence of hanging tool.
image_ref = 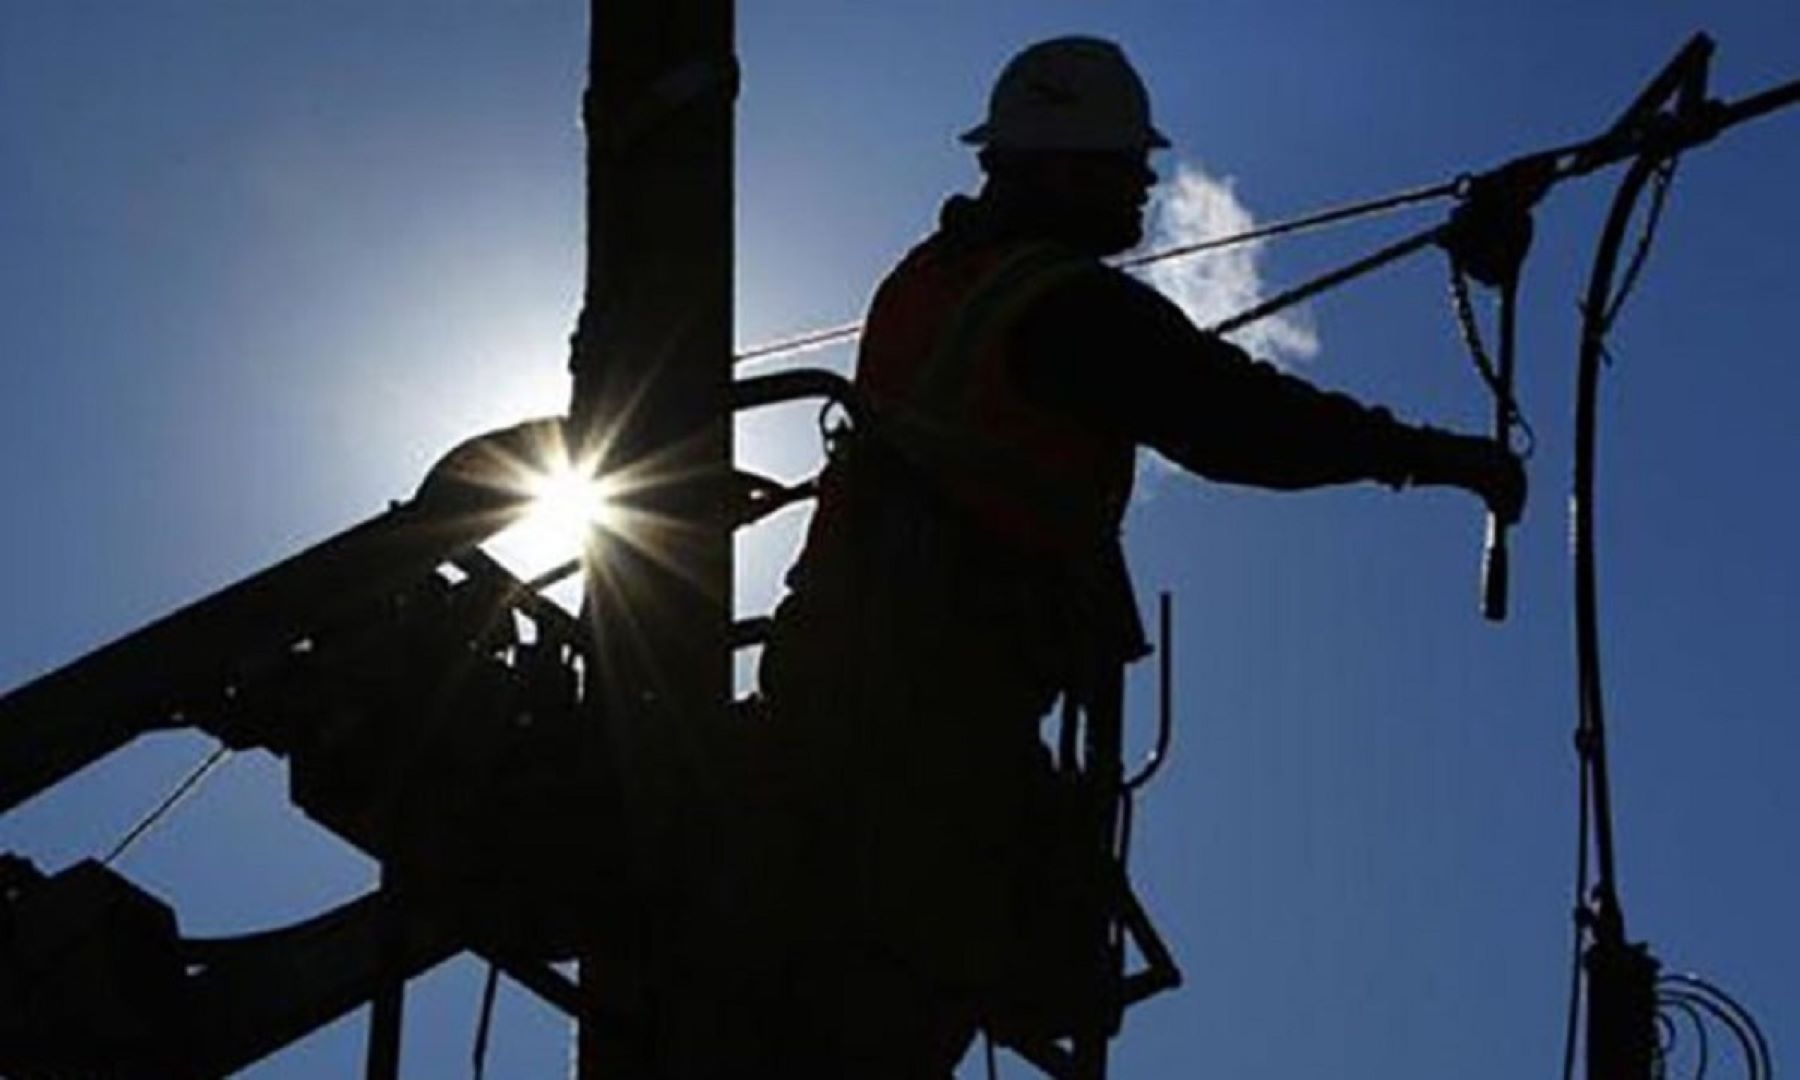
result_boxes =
[1439,155,1550,620]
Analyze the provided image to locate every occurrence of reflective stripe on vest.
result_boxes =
[862,239,1135,553]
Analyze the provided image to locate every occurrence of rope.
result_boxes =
[1448,260,1537,458]
[101,744,232,867]
[733,176,1463,366]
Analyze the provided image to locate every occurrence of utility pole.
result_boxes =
[568,1,735,1075]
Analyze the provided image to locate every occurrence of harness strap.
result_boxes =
[878,242,1113,542]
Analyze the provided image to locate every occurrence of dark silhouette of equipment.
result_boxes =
[1,9,1795,1079]
[1562,36,1779,1080]
[0,2,1175,1071]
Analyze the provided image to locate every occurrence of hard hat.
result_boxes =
[960,36,1169,153]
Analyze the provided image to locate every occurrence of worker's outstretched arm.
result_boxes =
[1012,265,1524,522]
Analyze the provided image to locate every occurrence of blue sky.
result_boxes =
[2,2,1797,1077]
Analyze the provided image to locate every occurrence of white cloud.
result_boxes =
[1130,161,1323,498]
[1139,160,1320,369]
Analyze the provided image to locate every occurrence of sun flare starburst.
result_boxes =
[482,445,618,582]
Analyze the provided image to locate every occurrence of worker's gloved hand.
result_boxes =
[1408,427,1527,524]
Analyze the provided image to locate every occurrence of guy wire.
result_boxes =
[101,744,232,867]
[1115,175,1463,270]
[733,175,1463,365]
[471,962,502,1080]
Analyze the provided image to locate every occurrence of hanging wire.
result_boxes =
[1557,131,1772,1080]
[1569,147,1684,909]
[1600,156,1681,335]
[1654,1010,1678,1080]
[471,962,502,1080]
[1658,990,1765,1080]
[101,743,232,867]
[1659,997,1712,1080]
[1658,974,1773,1080]
[1559,740,1593,1080]
[1561,147,1665,1080]
[1576,155,1679,373]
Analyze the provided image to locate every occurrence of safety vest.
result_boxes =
[856,237,1137,556]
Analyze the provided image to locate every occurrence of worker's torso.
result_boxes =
[854,233,1137,555]
[773,220,1151,713]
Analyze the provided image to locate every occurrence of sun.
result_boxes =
[427,413,691,609]
[482,449,618,583]
[524,463,619,539]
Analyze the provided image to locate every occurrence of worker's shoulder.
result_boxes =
[1016,250,1179,327]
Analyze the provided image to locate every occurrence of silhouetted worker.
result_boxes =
[753,36,1525,1076]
